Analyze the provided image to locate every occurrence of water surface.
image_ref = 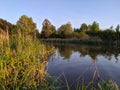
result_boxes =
[47,44,120,89]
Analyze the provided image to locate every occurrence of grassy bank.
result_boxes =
[0,37,55,90]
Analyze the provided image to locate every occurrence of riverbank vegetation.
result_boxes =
[0,15,120,44]
[40,19,120,45]
[0,15,55,90]
[0,39,55,90]
[0,15,120,89]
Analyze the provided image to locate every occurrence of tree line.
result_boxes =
[41,19,120,43]
[0,15,120,43]
[0,15,40,40]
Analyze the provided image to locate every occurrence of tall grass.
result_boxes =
[53,73,119,90]
[0,36,55,90]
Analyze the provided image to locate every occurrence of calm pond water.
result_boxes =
[47,44,120,89]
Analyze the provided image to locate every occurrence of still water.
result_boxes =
[47,44,120,89]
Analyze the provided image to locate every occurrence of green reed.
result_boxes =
[0,37,55,90]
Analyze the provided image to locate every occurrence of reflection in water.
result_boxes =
[54,44,120,61]
[58,45,72,59]
[47,44,120,89]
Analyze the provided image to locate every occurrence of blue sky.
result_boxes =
[0,0,120,31]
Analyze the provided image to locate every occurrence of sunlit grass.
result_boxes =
[0,37,55,90]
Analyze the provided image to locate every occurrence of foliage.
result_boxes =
[73,32,89,39]
[0,15,55,89]
[58,22,73,38]
[0,16,120,90]
[80,23,88,32]
[116,24,120,33]
[0,18,17,35]
[89,21,100,33]
[116,24,120,43]
[98,30,116,41]
[98,80,119,90]
[41,19,56,38]
[17,15,37,38]
[1,16,120,43]
[0,28,4,34]
[0,36,55,90]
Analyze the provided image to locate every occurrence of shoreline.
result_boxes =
[40,38,120,46]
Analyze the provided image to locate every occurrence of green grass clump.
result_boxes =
[0,38,55,90]
[98,80,119,90]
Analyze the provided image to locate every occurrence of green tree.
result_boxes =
[0,18,17,35]
[30,29,40,40]
[110,25,113,30]
[116,25,119,32]
[41,19,56,38]
[89,21,100,32]
[80,23,88,32]
[58,22,73,38]
[17,15,36,37]
[99,29,116,42]
[116,24,120,42]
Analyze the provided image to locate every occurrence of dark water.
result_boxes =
[47,44,120,89]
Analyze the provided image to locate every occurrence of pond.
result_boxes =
[47,44,120,89]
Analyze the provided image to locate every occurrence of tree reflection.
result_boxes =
[87,46,101,61]
[54,44,120,62]
[57,45,72,59]
[77,46,88,57]
[89,50,97,61]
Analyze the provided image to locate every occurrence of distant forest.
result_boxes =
[0,15,120,43]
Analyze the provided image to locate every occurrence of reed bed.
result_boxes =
[0,38,55,90]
